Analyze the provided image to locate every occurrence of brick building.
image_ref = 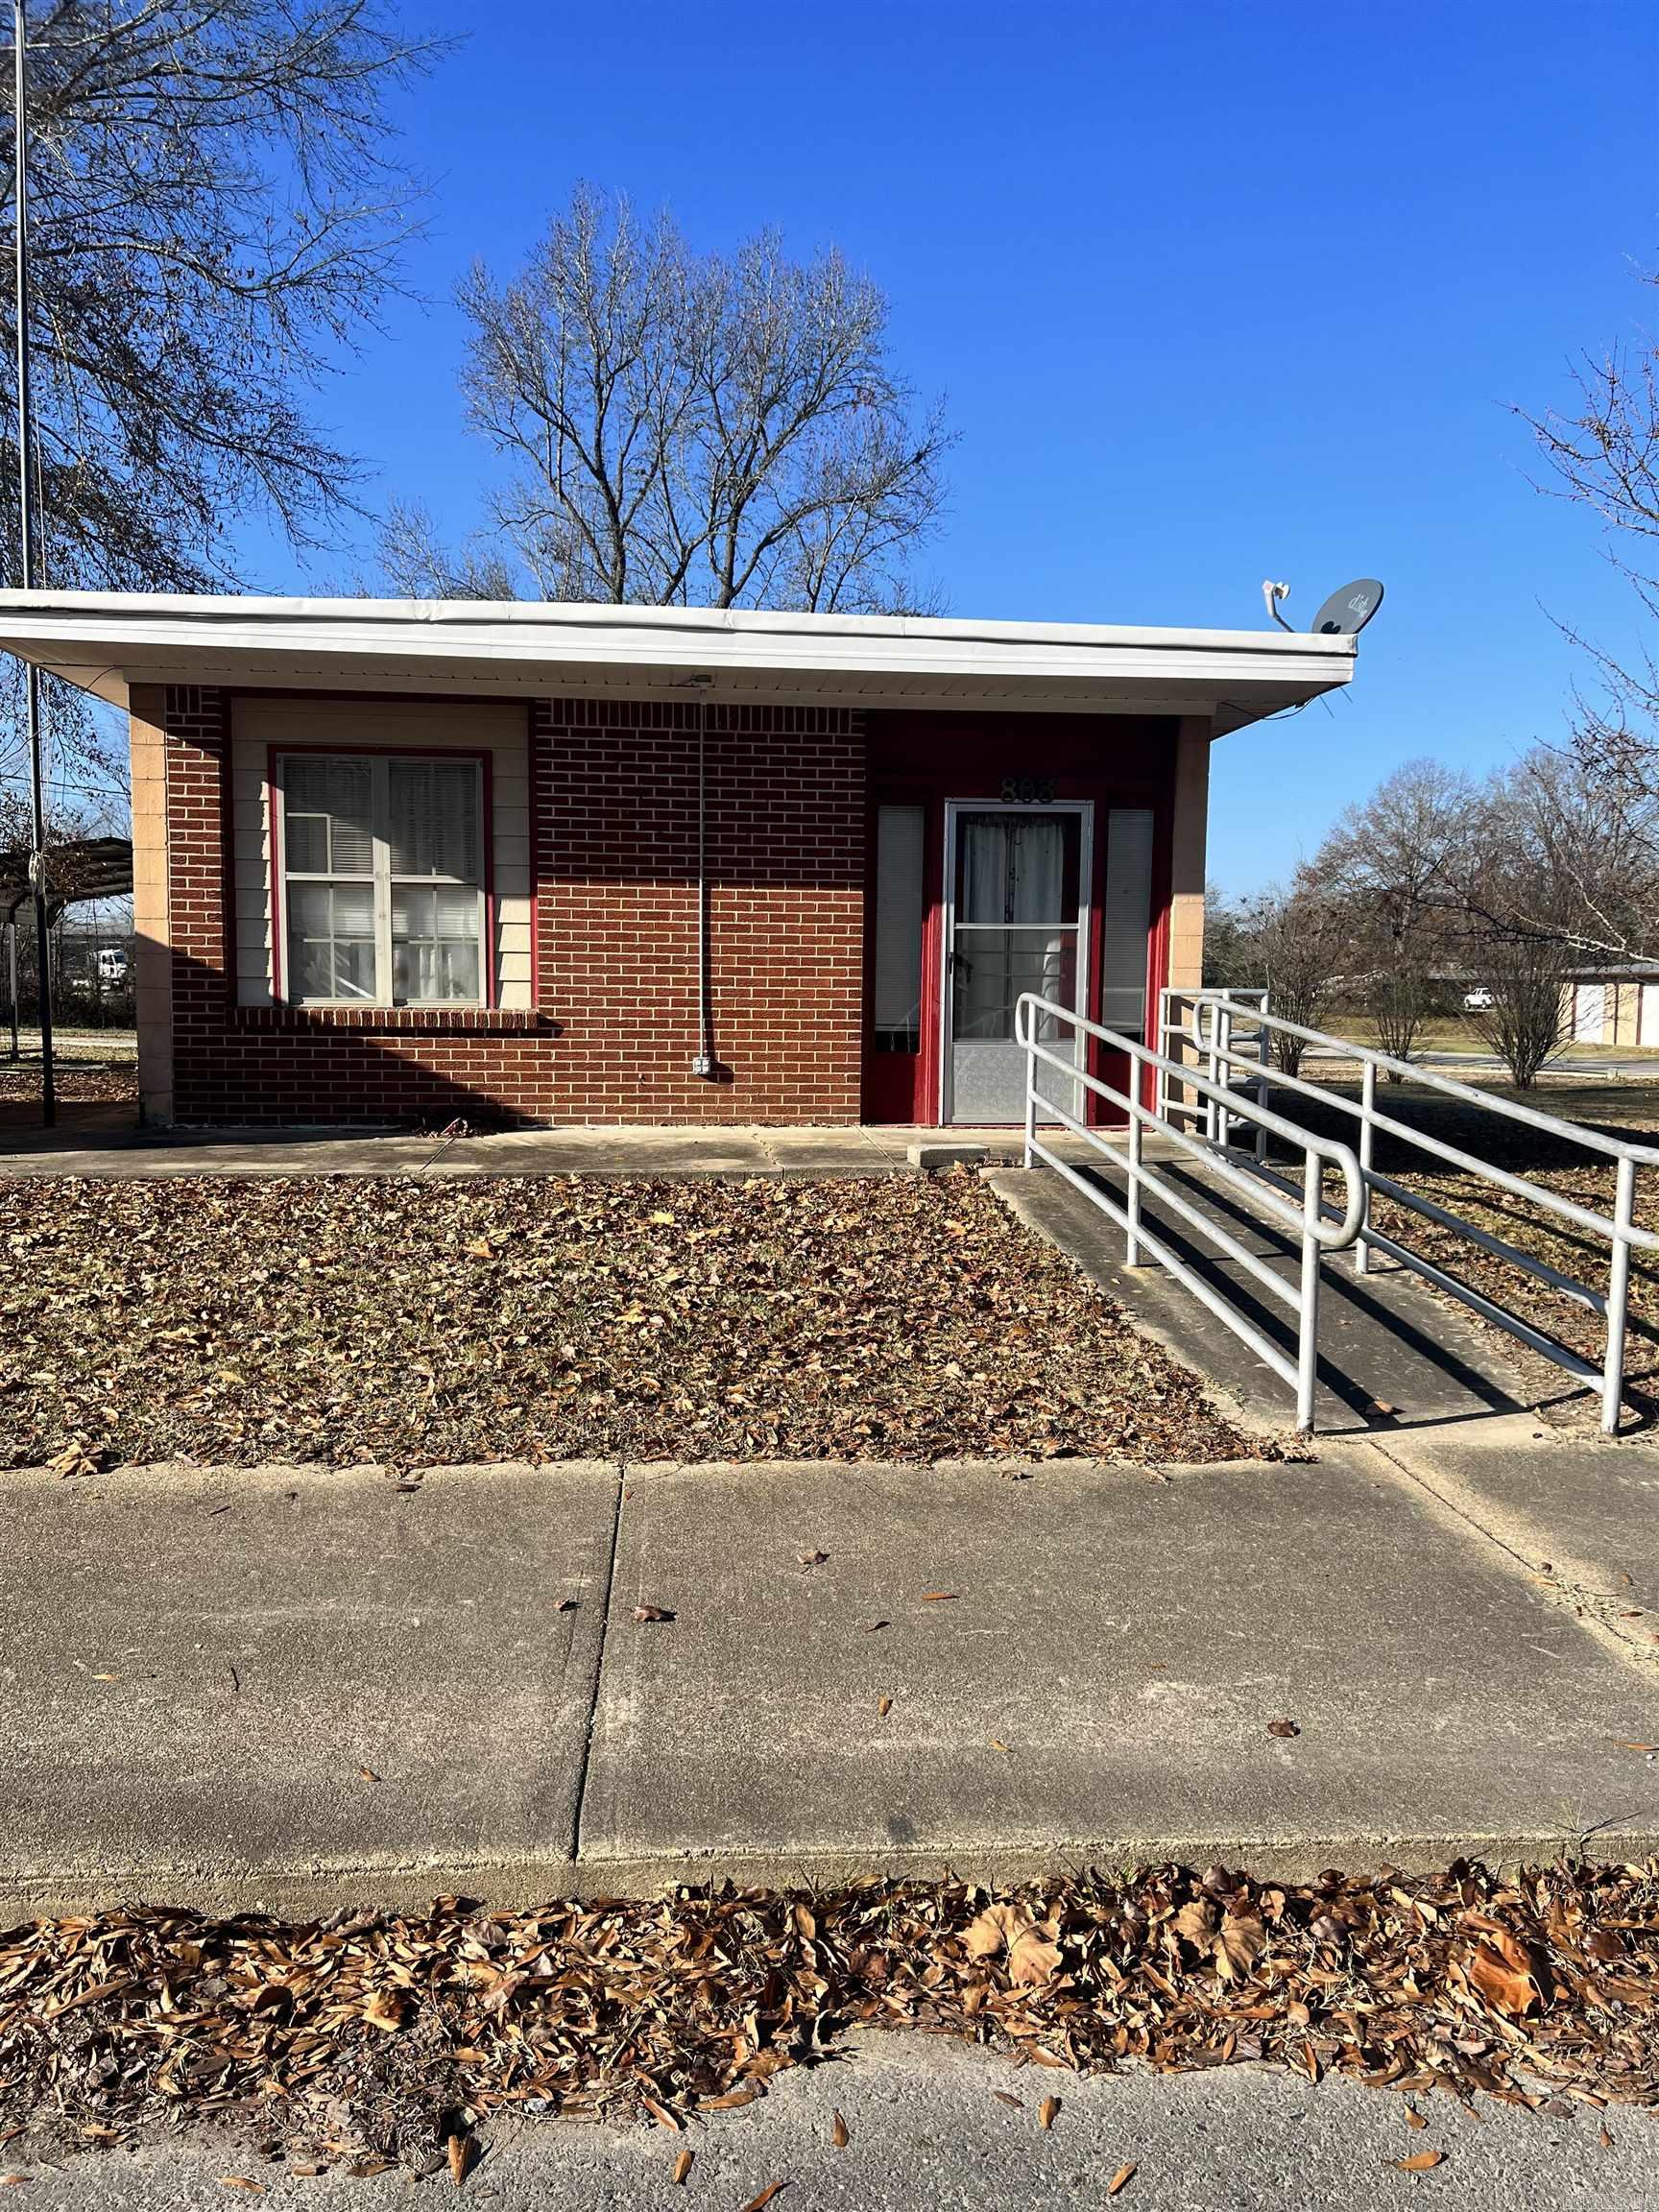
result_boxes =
[0,595,1356,1128]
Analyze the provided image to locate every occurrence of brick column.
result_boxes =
[162,685,232,1119]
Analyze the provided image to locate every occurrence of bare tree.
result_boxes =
[1230,878,1349,1078]
[1466,929,1575,1089]
[1450,775,1580,1088]
[1519,271,1659,959]
[0,1,441,787]
[388,184,951,613]
[1313,759,1473,1070]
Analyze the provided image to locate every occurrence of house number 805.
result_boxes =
[999,777,1055,805]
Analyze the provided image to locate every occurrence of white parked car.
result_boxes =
[1462,987,1495,1013]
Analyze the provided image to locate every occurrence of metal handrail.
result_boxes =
[1014,993,1362,1431]
[1161,988,1655,1431]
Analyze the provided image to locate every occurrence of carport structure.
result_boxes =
[0,833,132,1056]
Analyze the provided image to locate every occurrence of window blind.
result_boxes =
[1099,808,1154,1038]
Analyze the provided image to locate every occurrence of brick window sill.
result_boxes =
[233,1005,559,1037]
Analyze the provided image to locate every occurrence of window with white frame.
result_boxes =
[277,753,486,1006]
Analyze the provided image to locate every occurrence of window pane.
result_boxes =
[330,937,376,1000]
[390,884,433,939]
[392,877,480,1005]
[956,814,1078,926]
[952,928,1077,1043]
[389,758,480,879]
[874,805,925,1052]
[393,934,480,1004]
[284,756,373,876]
[435,884,478,935]
[287,880,375,1004]
[285,814,328,874]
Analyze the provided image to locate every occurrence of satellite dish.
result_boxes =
[1310,578,1384,637]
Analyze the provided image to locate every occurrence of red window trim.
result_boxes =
[266,742,497,1013]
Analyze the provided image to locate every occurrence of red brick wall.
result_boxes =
[534,697,864,1122]
[160,685,867,1126]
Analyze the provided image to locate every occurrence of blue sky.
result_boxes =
[246,0,1659,896]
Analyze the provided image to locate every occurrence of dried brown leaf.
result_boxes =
[1461,1926,1547,2017]
[1107,2164,1137,2197]
[830,2109,849,2149]
[738,2185,788,2212]
[445,2133,475,2185]
[1214,1911,1266,1983]
[671,2148,694,2186]
[1393,2151,1446,2172]
[1039,2095,1060,2130]
[963,1904,1062,1986]
[1171,1900,1216,1949]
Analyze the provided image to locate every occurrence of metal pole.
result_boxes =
[1355,1058,1376,1278]
[1601,1153,1636,1436]
[1126,1107,1143,1265]
[1216,998,1234,1149]
[1254,1003,1269,1166]
[4,913,15,1056]
[1297,1152,1322,1433]
[1022,1007,1036,1169]
[12,0,51,1125]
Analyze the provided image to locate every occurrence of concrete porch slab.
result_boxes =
[578,1448,1659,1885]
[0,1461,618,1914]
[0,1121,1051,1179]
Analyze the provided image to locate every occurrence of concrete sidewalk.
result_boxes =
[3,1419,1656,1915]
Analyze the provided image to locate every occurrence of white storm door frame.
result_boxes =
[939,798,1093,1127]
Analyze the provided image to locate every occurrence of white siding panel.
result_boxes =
[230,698,533,1008]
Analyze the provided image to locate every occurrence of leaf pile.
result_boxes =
[0,1172,1256,1470]
[0,1061,135,1109]
[2,1862,1656,2172]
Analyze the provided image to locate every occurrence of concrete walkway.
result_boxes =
[994,1159,1543,1437]
[4,1420,1656,1917]
[0,1118,1046,1178]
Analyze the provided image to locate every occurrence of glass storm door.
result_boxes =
[945,805,1089,1125]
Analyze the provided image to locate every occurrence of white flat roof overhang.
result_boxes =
[0,591,1358,734]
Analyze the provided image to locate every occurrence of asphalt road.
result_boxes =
[10,2035,1658,2209]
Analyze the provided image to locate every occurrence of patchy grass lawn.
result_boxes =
[3,1863,1655,2171]
[0,1172,1258,1470]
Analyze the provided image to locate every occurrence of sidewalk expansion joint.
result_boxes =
[569,1459,626,1862]
[1359,1432,1659,1677]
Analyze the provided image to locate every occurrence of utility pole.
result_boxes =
[12,0,52,1122]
